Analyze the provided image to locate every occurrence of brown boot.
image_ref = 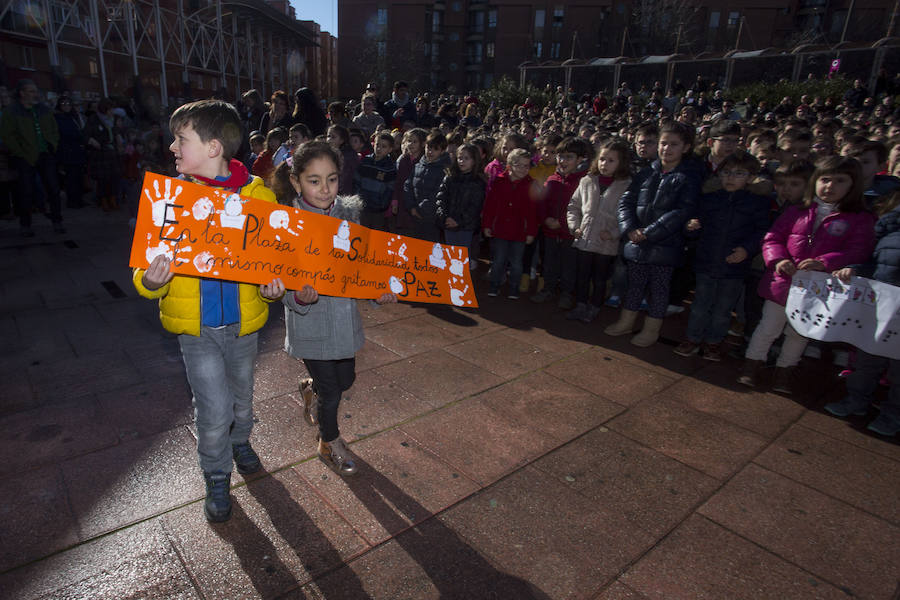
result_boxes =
[737,359,764,387]
[771,367,795,395]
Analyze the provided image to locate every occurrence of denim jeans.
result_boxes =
[489,238,525,290]
[686,274,744,343]
[14,153,61,227]
[846,350,900,421]
[179,324,258,474]
[542,237,577,294]
[303,357,356,443]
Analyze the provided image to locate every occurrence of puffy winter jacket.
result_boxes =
[403,153,452,221]
[758,204,876,305]
[132,174,277,336]
[567,176,631,256]
[617,158,703,266]
[540,169,586,240]
[856,205,900,286]
[481,171,539,242]
[692,188,771,279]
[434,171,486,231]
[354,154,397,213]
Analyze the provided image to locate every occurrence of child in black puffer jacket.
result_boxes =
[435,142,485,271]
[825,191,900,437]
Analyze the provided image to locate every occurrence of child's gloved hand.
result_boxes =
[259,278,285,300]
[775,259,797,276]
[294,284,318,305]
[832,267,855,283]
[142,255,174,290]
[725,247,748,264]
[797,258,825,271]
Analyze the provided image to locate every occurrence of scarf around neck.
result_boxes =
[189,159,251,190]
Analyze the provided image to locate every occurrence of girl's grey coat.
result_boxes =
[283,195,366,361]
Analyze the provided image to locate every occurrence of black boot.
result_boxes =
[203,471,232,522]
[232,441,262,474]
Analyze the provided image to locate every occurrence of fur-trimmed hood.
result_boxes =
[295,194,363,223]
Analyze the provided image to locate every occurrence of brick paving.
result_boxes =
[0,206,898,599]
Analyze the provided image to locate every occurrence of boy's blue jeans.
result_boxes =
[489,238,525,290]
[179,324,258,474]
[686,273,744,344]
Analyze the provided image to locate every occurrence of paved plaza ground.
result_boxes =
[0,205,898,599]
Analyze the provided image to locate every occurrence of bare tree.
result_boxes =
[630,0,703,55]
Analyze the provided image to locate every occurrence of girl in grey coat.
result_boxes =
[282,141,397,475]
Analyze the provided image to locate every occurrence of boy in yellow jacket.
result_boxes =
[133,100,284,522]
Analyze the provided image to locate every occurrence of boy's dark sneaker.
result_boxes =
[673,340,700,357]
[737,359,763,387]
[508,292,520,300]
[867,414,900,437]
[232,441,262,474]
[702,343,723,362]
[203,471,232,522]
[823,398,869,418]
[771,367,794,395]
[487,286,499,297]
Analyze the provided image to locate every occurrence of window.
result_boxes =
[831,10,846,34]
[470,10,484,32]
[552,5,563,27]
[89,58,99,77]
[534,41,542,57]
[376,7,387,26]
[451,1,460,11]
[488,9,496,28]
[709,11,720,28]
[551,42,560,58]
[534,9,545,28]
[21,46,34,70]
[486,41,495,58]
[376,41,386,58]
[484,73,493,87]
[468,42,483,63]
[431,42,440,61]
[450,32,459,41]
[432,10,442,33]
[727,11,740,28]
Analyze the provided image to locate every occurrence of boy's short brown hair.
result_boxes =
[556,136,593,158]
[773,159,815,184]
[717,151,760,175]
[843,138,888,164]
[425,129,448,151]
[376,132,395,147]
[169,99,243,161]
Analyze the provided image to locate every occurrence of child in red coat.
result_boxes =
[482,148,541,298]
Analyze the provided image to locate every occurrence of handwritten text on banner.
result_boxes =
[128,173,478,307]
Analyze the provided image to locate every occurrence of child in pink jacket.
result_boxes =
[739,156,876,393]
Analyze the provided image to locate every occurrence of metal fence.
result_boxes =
[520,43,900,97]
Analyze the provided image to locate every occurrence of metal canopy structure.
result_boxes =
[0,0,317,105]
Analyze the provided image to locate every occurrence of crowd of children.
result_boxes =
[113,75,900,523]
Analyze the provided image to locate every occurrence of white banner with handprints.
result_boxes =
[786,271,900,360]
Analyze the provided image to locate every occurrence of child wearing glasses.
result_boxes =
[674,151,771,361]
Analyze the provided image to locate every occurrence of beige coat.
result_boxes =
[567,175,631,256]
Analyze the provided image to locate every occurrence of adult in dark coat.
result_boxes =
[0,79,62,233]
[292,87,328,137]
[83,97,121,210]
[383,80,417,127]
[258,90,294,136]
[54,95,87,208]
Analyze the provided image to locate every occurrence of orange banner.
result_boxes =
[128,172,478,307]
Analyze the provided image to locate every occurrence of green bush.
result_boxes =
[478,76,553,111]
[728,76,853,108]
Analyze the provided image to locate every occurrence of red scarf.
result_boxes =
[597,175,614,187]
[189,159,251,191]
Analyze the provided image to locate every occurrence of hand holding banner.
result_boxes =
[128,172,479,307]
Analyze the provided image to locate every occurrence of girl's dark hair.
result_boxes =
[268,90,289,116]
[804,155,866,212]
[327,124,350,149]
[288,140,343,179]
[447,142,486,180]
[270,162,295,206]
[292,87,328,136]
[590,138,632,179]
[492,132,530,162]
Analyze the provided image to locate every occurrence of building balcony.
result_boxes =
[466,31,484,41]
[465,62,483,71]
